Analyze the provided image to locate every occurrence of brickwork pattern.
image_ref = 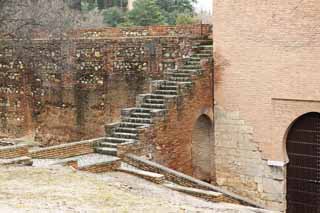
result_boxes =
[145,64,213,175]
[29,138,105,159]
[78,160,121,173]
[0,145,29,159]
[0,24,212,145]
[213,0,320,211]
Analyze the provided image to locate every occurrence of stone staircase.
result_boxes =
[95,38,213,157]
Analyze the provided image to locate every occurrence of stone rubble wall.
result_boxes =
[28,138,105,159]
[0,24,212,146]
[33,24,212,39]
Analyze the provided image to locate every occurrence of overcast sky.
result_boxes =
[195,0,212,12]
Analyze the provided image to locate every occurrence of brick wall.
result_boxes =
[140,59,214,178]
[0,145,29,159]
[213,0,320,211]
[29,138,105,159]
[0,24,212,145]
[78,160,121,173]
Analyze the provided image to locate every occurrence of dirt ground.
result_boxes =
[0,165,271,213]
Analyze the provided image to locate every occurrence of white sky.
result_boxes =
[194,0,213,13]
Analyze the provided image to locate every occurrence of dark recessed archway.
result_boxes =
[286,112,320,213]
[191,114,214,183]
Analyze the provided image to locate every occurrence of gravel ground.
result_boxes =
[0,165,274,213]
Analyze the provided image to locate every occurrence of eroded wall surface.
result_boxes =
[0,25,212,146]
[145,60,214,177]
[213,0,320,211]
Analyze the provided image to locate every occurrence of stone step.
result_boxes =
[154,90,178,96]
[182,65,201,70]
[159,81,178,86]
[185,60,200,65]
[189,57,201,61]
[194,53,212,58]
[112,132,138,139]
[116,127,139,134]
[163,183,224,202]
[149,94,177,99]
[95,147,118,156]
[167,72,192,77]
[105,137,135,144]
[118,164,165,184]
[192,45,213,50]
[130,112,151,118]
[176,69,201,73]
[168,76,192,82]
[119,122,147,128]
[200,45,213,48]
[141,103,166,109]
[99,142,118,148]
[199,49,212,54]
[159,85,178,90]
[132,108,152,114]
[123,117,152,124]
[163,80,193,85]
[144,98,165,105]
[195,40,213,46]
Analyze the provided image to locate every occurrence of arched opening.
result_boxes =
[286,112,320,213]
[192,114,214,183]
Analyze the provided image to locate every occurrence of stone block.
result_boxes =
[264,163,285,181]
[262,178,285,194]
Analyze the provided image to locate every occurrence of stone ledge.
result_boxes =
[163,182,224,202]
[124,154,267,209]
[0,156,33,166]
[78,158,121,173]
[29,138,106,159]
[31,138,106,151]
[0,144,29,159]
[0,144,29,151]
[118,164,165,184]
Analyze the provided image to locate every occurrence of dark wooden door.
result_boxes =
[287,112,320,213]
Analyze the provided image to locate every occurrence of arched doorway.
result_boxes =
[192,115,214,183]
[286,112,320,213]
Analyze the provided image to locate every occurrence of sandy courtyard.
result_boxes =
[0,165,270,213]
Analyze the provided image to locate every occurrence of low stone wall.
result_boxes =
[0,145,29,159]
[29,138,105,159]
[0,25,212,145]
[124,154,265,208]
[164,183,225,203]
[78,160,121,173]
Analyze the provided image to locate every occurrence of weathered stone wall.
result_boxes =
[213,0,320,211]
[141,59,214,178]
[28,138,105,159]
[192,115,213,182]
[0,24,212,145]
